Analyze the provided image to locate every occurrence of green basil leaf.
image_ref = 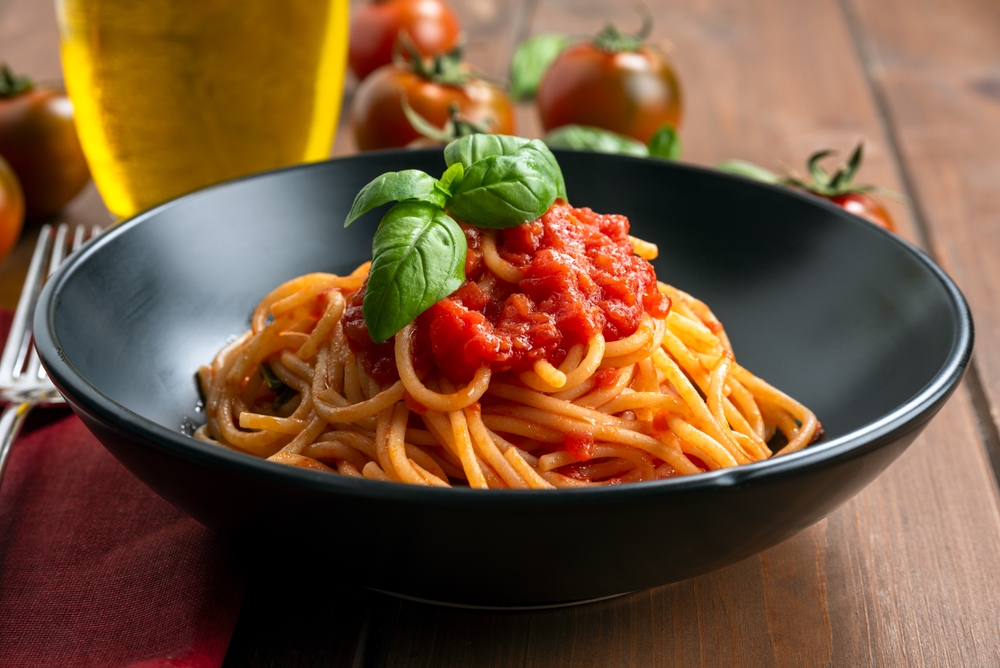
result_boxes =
[716,160,781,184]
[259,362,285,392]
[528,138,568,201]
[509,33,570,100]
[344,170,446,227]
[447,153,557,228]
[260,362,297,410]
[647,125,682,160]
[363,202,466,343]
[445,135,567,202]
[544,125,649,157]
[444,134,532,169]
[438,162,464,194]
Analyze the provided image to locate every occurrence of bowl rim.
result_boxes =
[34,149,975,505]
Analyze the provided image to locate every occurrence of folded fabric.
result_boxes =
[0,310,243,667]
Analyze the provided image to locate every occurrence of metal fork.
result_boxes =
[0,223,101,488]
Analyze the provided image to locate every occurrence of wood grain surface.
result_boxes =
[842,0,1000,479]
[2,0,1000,664]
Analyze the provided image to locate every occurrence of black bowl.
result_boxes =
[34,149,973,606]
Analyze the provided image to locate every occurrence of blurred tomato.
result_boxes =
[0,65,90,220]
[829,192,895,232]
[0,154,25,265]
[536,20,682,143]
[351,59,514,151]
[349,0,462,81]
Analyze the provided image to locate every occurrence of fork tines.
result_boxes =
[0,223,102,387]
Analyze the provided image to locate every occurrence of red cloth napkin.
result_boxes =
[0,310,244,667]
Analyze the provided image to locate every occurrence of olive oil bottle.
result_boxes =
[57,0,349,217]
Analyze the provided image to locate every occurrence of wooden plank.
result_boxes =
[841,0,1000,478]
[335,0,1000,665]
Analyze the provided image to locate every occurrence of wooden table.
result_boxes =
[4,0,1000,664]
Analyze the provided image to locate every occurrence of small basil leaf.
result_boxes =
[447,153,557,228]
[509,33,570,100]
[716,160,781,184]
[647,125,682,160]
[259,362,285,392]
[260,362,297,410]
[544,125,649,157]
[438,162,465,194]
[345,170,446,227]
[363,202,466,343]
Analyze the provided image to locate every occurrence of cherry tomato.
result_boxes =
[0,155,25,265]
[536,35,682,143]
[829,192,895,232]
[719,143,899,234]
[351,64,515,151]
[349,0,462,81]
[0,70,90,220]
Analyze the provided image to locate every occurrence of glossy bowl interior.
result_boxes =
[35,149,973,606]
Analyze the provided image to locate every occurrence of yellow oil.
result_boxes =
[56,0,349,218]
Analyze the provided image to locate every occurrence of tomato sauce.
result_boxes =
[343,201,670,384]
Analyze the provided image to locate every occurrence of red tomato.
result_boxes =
[536,42,682,143]
[0,154,24,265]
[829,192,895,232]
[0,80,90,220]
[349,0,462,81]
[351,65,515,151]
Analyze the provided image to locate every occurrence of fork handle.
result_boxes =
[0,400,36,489]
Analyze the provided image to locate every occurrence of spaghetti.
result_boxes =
[196,202,821,488]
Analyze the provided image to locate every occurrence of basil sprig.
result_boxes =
[345,134,567,344]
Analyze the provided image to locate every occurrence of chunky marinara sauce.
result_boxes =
[343,201,670,384]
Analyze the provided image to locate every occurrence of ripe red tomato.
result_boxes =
[0,154,25,265]
[351,64,515,151]
[349,0,462,81]
[536,27,682,143]
[829,192,895,232]
[0,69,90,221]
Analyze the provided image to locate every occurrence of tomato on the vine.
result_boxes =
[535,16,682,144]
[0,154,25,265]
[351,49,514,151]
[717,142,898,233]
[784,144,897,232]
[0,64,90,220]
[349,0,462,81]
